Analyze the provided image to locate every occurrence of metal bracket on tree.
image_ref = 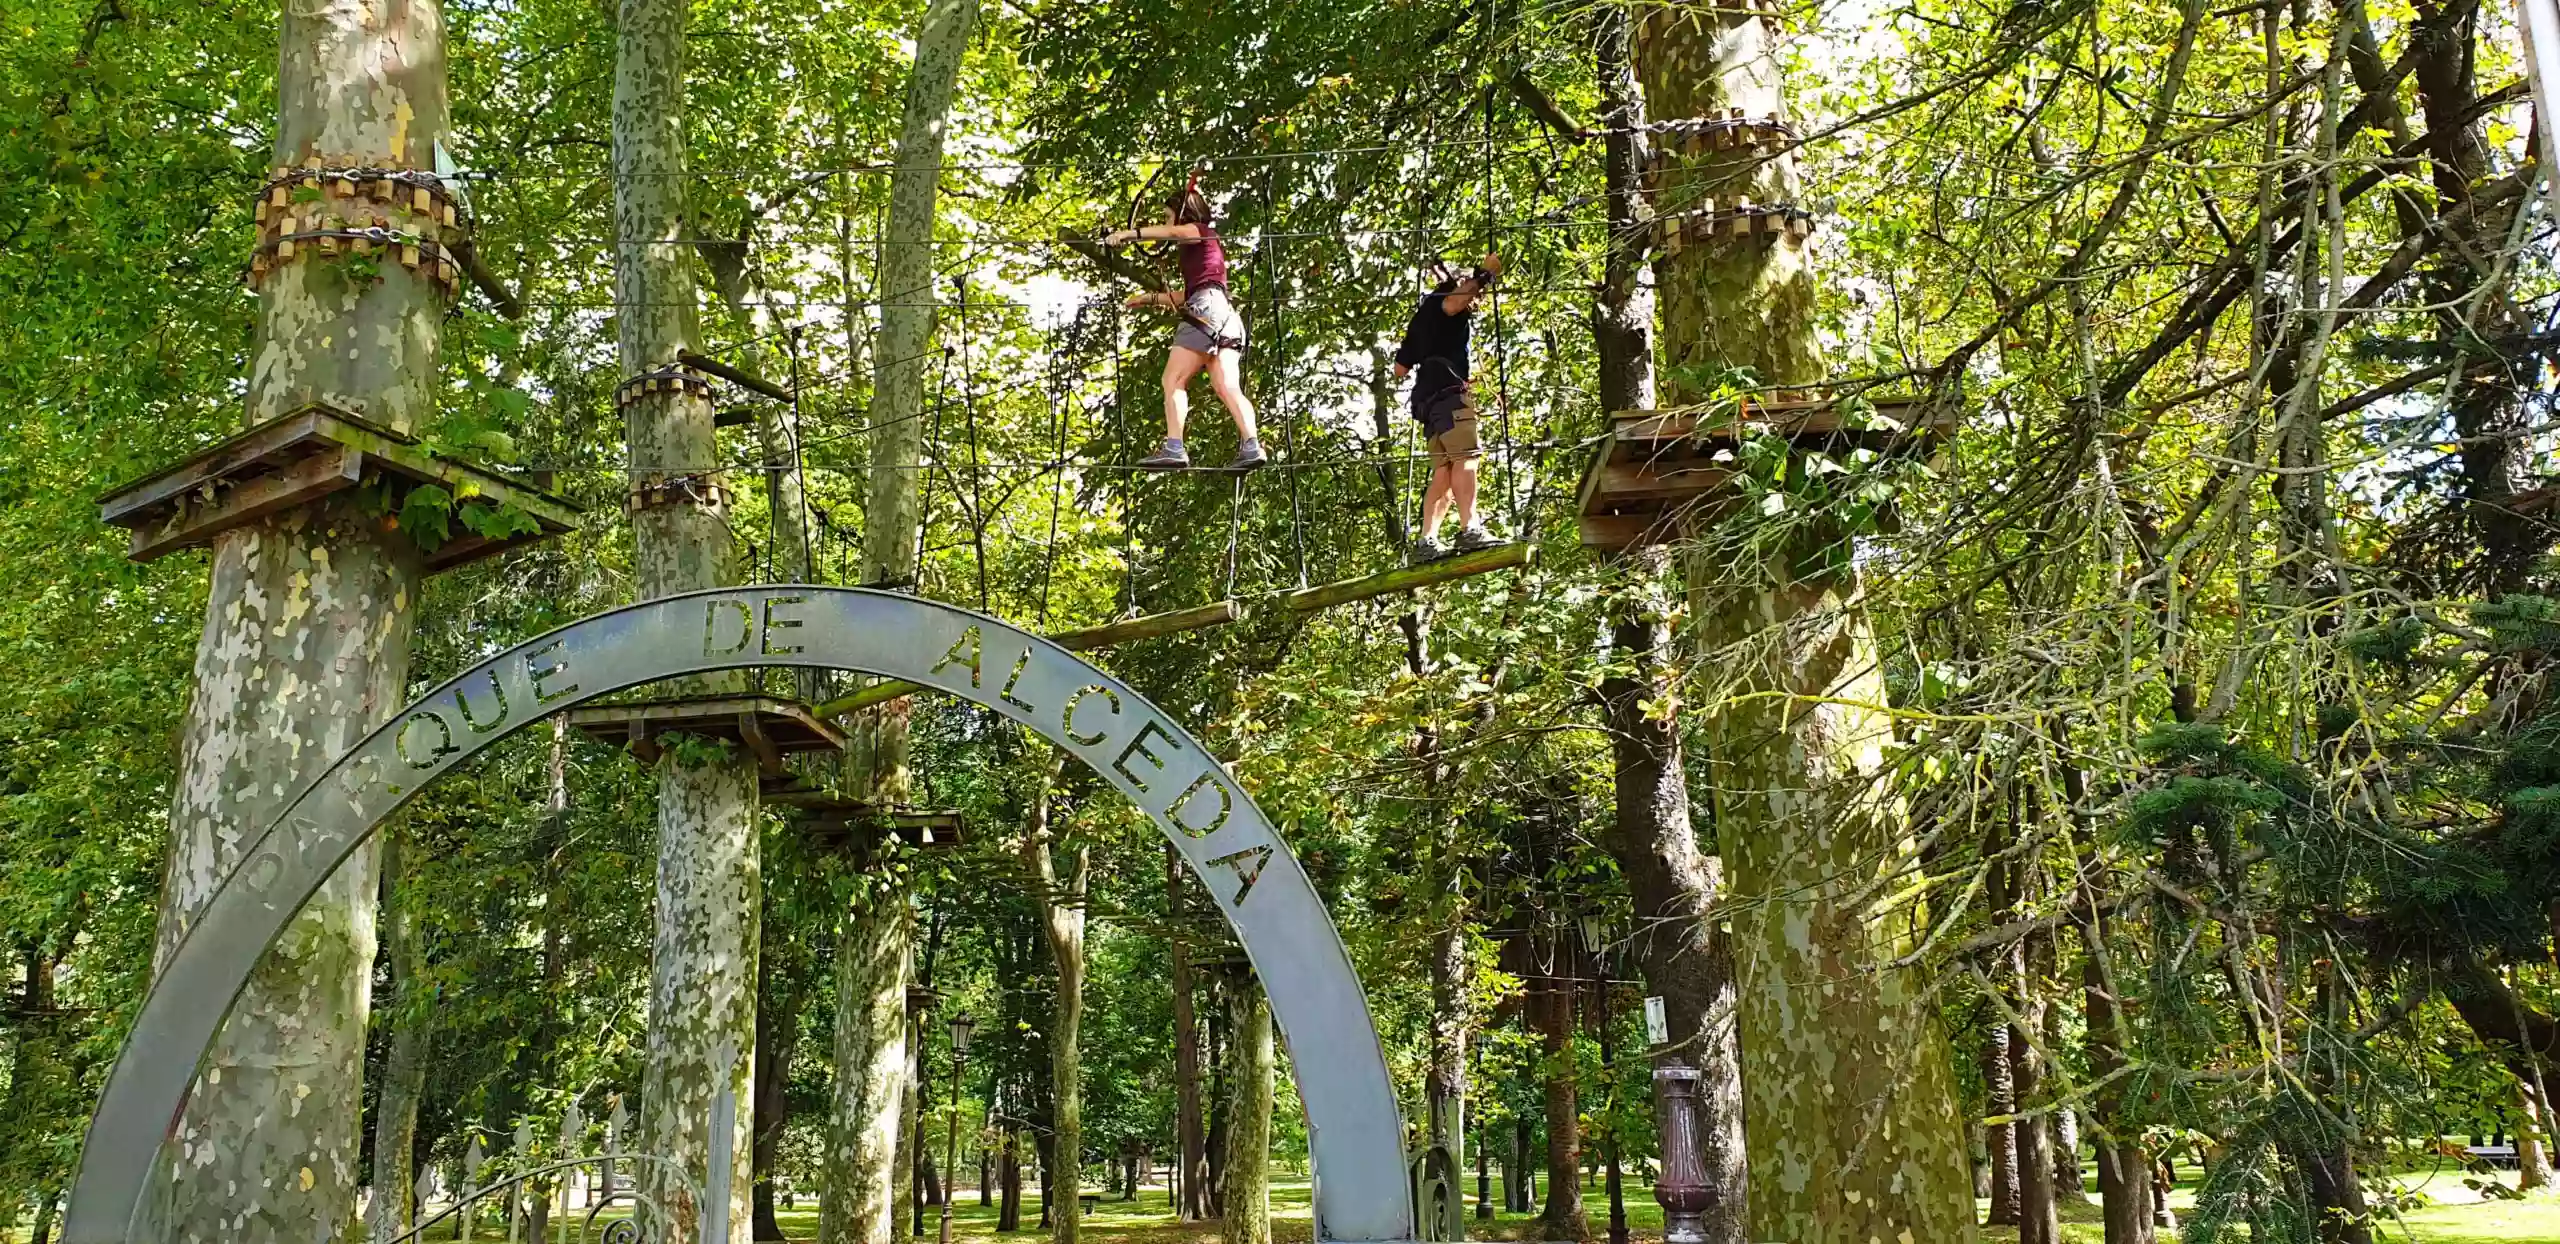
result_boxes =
[1653,201,1815,253]
[613,365,715,410]
[246,164,470,296]
[625,472,731,515]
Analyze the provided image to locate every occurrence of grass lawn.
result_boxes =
[32,1168,2548,1241]
[373,1169,2560,1243]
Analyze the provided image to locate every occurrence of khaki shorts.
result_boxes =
[1421,390,1480,464]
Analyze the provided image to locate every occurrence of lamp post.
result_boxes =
[1577,914,1630,1244]
[939,1014,976,1244]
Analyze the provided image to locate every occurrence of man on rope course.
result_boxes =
[1106,179,1268,472]
[1394,250,1503,559]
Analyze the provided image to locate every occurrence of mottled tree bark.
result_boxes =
[614,0,761,1234]
[1635,3,1975,1240]
[2518,1079,2555,1193]
[139,4,449,1236]
[1217,977,1272,1244]
[827,5,975,1234]
[1588,11,1751,1239]
[1021,755,1087,1244]
[1170,848,1211,1221]
[368,826,431,1243]
[821,895,910,1244]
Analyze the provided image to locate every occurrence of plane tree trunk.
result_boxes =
[825,4,976,1239]
[1218,975,1273,1244]
[1588,9,1750,1239]
[368,826,432,1243]
[613,0,762,1234]
[1635,5,1976,1241]
[138,0,449,1234]
[1022,754,1088,1244]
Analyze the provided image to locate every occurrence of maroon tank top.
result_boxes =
[1179,225,1228,293]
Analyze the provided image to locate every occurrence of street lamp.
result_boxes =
[939,1015,977,1244]
[1576,915,1630,1244]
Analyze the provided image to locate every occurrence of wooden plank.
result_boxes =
[125,446,362,562]
[319,410,583,535]
[1574,428,1622,517]
[811,600,1245,720]
[99,407,334,525]
[1281,542,1536,613]
[565,694,848,756]
[1579,514,1675,550]
[625,720,663,768]
[738,710,783,775]
[1587,462,1734,505]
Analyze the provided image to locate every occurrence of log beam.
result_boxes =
[1281,543,1536,613]
[680,349,796,404]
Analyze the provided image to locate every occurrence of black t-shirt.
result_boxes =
[1394,282,1473,408]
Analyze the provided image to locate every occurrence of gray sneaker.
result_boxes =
[1226,439,1268,471]
[1410,534,1449,562]
[1453,524,1504,552]
[1138,439,1190,470]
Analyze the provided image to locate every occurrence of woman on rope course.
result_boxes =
[1106,178,1267,472]
[1393,250,1503,558]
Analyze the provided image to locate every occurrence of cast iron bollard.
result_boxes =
[1651,1065,1714,1244]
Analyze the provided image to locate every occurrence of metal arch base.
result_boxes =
[65,586,1416,1244]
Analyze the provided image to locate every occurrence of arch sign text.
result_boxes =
[66,588,1412,1244]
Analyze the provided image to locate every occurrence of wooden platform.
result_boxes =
[564,695,848,776]
[771,792,968,853]
[1578,394,1954,551]
[98,404,579,571]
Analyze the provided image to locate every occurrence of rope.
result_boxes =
[1262,165,1310,590]
[956,276,991,612]
[1223,474,1246,601]
[910,342,946,589]
[1484,0,1523,532]
[1113,301,1141,615]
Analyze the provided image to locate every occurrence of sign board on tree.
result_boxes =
[1644,995,1670,1046]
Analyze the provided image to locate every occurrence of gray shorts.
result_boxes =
[1171,285,1246,355]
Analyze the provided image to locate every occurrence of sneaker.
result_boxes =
[1453,524,1504,552]
[1138,439,1190,470]
[1410,534,1449,562]
[1226,439,1268,471]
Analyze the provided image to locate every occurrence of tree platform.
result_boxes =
[96,403,580,571]
[765,789,968,852]
[563,694,847,777]
[1577,394,1955,550]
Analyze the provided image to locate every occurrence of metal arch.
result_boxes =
[64,587,1415,1244]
